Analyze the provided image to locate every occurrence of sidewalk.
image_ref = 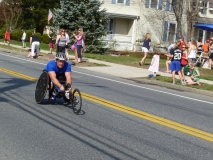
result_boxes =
[0,42,213,97]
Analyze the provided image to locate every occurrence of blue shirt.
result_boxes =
[142,39,151,49]
[45,60,71,77]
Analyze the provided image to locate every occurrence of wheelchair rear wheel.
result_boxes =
[35,71,49,103]
[72,88,82,114]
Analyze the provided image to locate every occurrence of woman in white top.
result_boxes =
[188,39,197,63]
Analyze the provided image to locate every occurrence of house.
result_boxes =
[100,0,182,51]
[101,0,213,51]
[194,0,213,43]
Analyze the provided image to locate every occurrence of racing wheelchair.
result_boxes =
[35,70,82,114]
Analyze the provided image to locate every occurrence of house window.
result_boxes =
[166,0,173,11]
[151,0,157,8]
[199,1,208,15]
[111,0,130,6]
[168,23,176,42]
[162,21,177,42]
[145,0,163,10]
[117,0,124,3]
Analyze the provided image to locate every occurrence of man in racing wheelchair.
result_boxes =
[45,52,72,101]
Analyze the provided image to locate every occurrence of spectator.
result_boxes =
[197,38,203,56]
[4,30,10,45]
[186,63,201,86]
[65,30,70,60]
[197,38,203,47]
[21,30,26,48]
[139,33,151,66]
[48,29,54,54]
[148,51,160,78]
[202,39,210,65]
[78,28,86,55]
[165,41,185,85]
[72,31,78,63]
[166,42,175,73]
[180,45,188,81]
[208,41,213,69]
[178,36,186,50]
[202,39,209,56]
[188,39,197,63]
[55,29,67,54]
[26,32,40,58]
[74,28,84,62]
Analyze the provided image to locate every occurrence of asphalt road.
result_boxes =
[0,51,213,160]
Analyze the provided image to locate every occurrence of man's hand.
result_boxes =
[59,85,65,92]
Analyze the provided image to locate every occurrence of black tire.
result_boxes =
[72,88,82,114]
[35,71,49,103]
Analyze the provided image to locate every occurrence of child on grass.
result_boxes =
[148,51,160,78]
[186,63,201,86]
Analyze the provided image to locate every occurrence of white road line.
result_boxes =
[1,52,213,105]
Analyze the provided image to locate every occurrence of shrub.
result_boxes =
[10,30,23,41]
[0,29,6,39]
[41,34,49,44]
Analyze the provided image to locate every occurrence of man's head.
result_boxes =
[178,36,184,41]
[55,52,66,68]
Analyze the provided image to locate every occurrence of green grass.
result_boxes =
[142,75,213,91]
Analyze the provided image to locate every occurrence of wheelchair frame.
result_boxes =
[35,70,82,114]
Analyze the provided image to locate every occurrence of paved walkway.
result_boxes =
[1,42,213,85]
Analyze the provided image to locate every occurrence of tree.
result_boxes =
[185,0,204,41]
[21,0,60,34]
[172,0,206,41]
[53,0,109,53]
[172,0,183,37]
[0,0,23,30]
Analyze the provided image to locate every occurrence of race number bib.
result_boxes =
[174,52,181,60]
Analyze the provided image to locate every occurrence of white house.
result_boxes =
[100,0,213,51]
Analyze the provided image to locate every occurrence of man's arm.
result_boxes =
[65,71,72,88]
[30,37,32,45]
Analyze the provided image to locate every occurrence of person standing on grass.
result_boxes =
[55,29,67,54]
[65,30,70,61]
[165,41,186,85]
[188,39,197,63]
[148,51,160,78]
[4,30,10,45]
[48,29,54,54]
[74,28,84,62]
[180,45,188,82]
[139,33,151,66]
[72,31,79,63]
[21,30,26,48]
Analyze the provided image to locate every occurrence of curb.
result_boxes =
[136,79,213,97]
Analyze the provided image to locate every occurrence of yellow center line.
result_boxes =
[1,67,213,142]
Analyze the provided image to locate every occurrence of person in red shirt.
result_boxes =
[178,36,186,50]
[4,30,10,45]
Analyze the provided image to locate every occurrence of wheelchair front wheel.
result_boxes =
[72,88,82,114]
